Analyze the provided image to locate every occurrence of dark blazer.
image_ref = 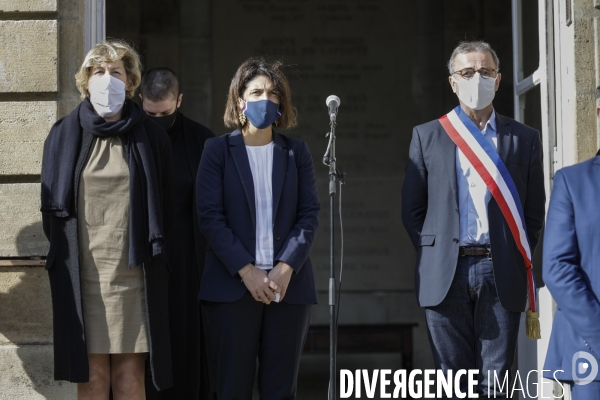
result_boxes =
[41,116,174,390]
[401,112,546,312]
[196,130,320,304]
[543,158,600,382]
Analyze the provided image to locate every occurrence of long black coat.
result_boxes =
[145,113,217,399]
[41,110,175,390]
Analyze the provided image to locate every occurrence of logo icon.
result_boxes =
[572,351,599,385]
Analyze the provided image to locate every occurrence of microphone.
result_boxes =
[326,95,340,120]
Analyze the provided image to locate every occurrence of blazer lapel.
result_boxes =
[439,121,459,205]
[229,130,256,228]
[271,132,288,221]
[495,113,513,164]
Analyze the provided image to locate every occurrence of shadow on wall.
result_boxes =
[0,221,74,399]
[13,219,49,256]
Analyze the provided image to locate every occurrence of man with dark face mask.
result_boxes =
[140,68,216,400]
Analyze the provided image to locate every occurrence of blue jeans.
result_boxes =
[425,256,521,398]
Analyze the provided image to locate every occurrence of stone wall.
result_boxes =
[0,0,83,398]
[573,0,600,161]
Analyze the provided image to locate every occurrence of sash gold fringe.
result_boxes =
[526,310,541,340]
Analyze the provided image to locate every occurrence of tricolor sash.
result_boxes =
[438,106,540,339]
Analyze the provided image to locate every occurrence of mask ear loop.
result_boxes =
[451,75,459,93]
[274,104,282,127]
[169,107,179,129]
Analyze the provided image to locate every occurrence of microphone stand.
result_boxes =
[323,112,345,400]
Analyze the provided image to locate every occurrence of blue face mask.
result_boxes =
[242,99,281,129]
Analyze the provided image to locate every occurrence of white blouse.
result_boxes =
[245,142,275,270]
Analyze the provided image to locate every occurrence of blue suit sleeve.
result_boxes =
[196,138,255,277]
[543,170,600,356]
[274,141,320,273]
[401,126,428,249]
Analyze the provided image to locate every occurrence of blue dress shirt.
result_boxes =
[456,110,497,246]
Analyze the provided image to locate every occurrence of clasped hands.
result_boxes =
[239,262,293,304]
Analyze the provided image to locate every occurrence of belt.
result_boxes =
[459,246,491,257]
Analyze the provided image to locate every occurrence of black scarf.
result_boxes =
[41,99,164,268]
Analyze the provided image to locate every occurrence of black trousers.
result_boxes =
[204,291,312,400]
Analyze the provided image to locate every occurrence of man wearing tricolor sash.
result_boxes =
[401,41,546,397]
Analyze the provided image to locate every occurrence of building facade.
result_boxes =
[0,0,598,398]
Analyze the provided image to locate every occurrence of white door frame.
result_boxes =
[84,0,106,55]
[512,0,575,398]
[512,0,556,398]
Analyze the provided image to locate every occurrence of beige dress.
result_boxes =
[78,136,149,354]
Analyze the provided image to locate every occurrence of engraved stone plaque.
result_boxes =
[212,0,415,291]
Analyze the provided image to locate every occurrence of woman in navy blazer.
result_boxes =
[196,58,320,400]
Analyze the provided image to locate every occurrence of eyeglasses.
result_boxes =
[451,67,497,80]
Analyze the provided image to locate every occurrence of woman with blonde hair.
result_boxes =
[41,40,174,399]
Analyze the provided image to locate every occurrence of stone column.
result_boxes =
[572,0,600,161]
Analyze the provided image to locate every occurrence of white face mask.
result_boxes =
[452,72,497,111]
[88,73,126,117]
